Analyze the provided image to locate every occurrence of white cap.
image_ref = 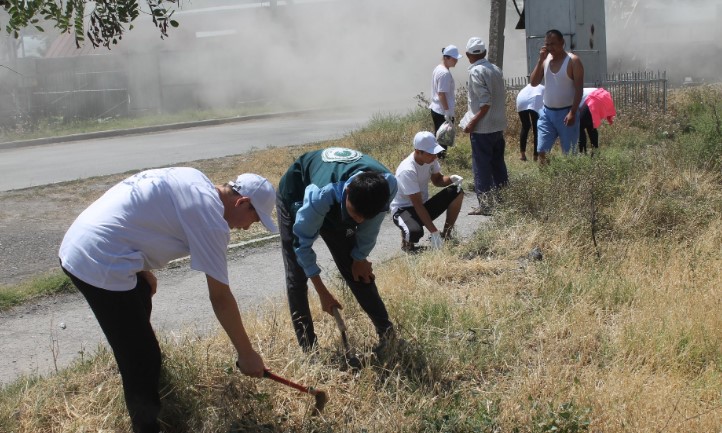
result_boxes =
[229,173,278,233]
[466,37,486,54]
[442,44,462,59]
[413,131,445,154]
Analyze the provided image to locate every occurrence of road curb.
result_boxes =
[167,234,281,267]
[0,109,320,151]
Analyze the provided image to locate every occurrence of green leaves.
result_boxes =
[2,0,181,49]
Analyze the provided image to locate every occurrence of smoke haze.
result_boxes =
[604,0,722,85]
[3,0,719,117]
[121,0,720,112]
[118,0,531,112]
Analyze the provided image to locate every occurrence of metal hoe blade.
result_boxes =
[332,307,363,371]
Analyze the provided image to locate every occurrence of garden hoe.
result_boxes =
[236,362,328,415]
[263,369,328,416]
[332,307,363,371]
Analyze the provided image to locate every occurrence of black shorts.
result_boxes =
[392,186,461,243]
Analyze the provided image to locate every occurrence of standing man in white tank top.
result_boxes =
[529,29,585,164]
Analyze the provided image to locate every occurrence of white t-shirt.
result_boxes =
[516,83,545,112]
[579,87,597,108]
[390,152,441,214]
[429,64,456,115]
[59,167,231,291]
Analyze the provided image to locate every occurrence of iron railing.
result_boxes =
[602,71,667,113]
[504,70,668,113]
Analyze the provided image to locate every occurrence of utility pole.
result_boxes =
[489,0,507,69]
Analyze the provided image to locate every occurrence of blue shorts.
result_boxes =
[537,105,580,154]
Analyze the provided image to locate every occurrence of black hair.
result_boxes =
[347,172,389,219]
[546,29,564,42]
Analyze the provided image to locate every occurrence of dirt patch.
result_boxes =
[0,178,121,286]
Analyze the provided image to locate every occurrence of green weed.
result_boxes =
[0,272,75,311]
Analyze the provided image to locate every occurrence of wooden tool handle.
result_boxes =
[332,307,347,332]
[263,369,314,395]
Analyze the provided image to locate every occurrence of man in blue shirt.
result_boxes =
[276,148,397,352]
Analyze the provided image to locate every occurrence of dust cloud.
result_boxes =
[604,0,722,85]
[121,0,719,113]
[119,0,530,112]
[5,0,715,116]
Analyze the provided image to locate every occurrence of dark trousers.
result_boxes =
[276,197,393,351]
[392,187,462,243]
[430,109,446,133]
[518,109,539,156]
[578,103,598,153]
[470,131,508,194]
[62,265,161,433]
[430,109,449,155]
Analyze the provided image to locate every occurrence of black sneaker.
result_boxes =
[468,204,492,216]
[401,240,426,254]
[372,331,407,358]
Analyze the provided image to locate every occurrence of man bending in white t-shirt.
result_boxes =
[59,167,278,433]
[391,131,464,252]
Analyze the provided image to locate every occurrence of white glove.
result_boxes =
[450,175,463,192]
[429,231,443,250]
[444,111,453,123]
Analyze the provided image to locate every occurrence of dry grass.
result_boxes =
[2,87,721,432]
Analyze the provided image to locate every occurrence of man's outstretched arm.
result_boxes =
[206,275,265,377]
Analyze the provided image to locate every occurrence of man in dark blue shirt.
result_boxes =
[276,148,398,352]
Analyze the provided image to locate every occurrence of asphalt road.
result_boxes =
[0,104,411,192]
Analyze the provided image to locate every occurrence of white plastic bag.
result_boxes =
[436,121,456,147]
[458,111,473,131]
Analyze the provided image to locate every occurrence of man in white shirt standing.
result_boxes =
[429,44,463,156]
[461,37,508,216]
[391,131,464,252]
[59,167,278,433]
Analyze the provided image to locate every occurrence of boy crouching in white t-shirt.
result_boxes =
[390,131,464,252]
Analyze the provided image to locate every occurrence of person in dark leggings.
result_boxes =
[518,109,539,161]
[578,101,598,154]
[515,83,544,161]
[276,148,397,352]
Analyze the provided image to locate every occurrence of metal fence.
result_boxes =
[504,70,668,114]
[505,75,530,91]
[0,55,129,128]
[602,71,667,113]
